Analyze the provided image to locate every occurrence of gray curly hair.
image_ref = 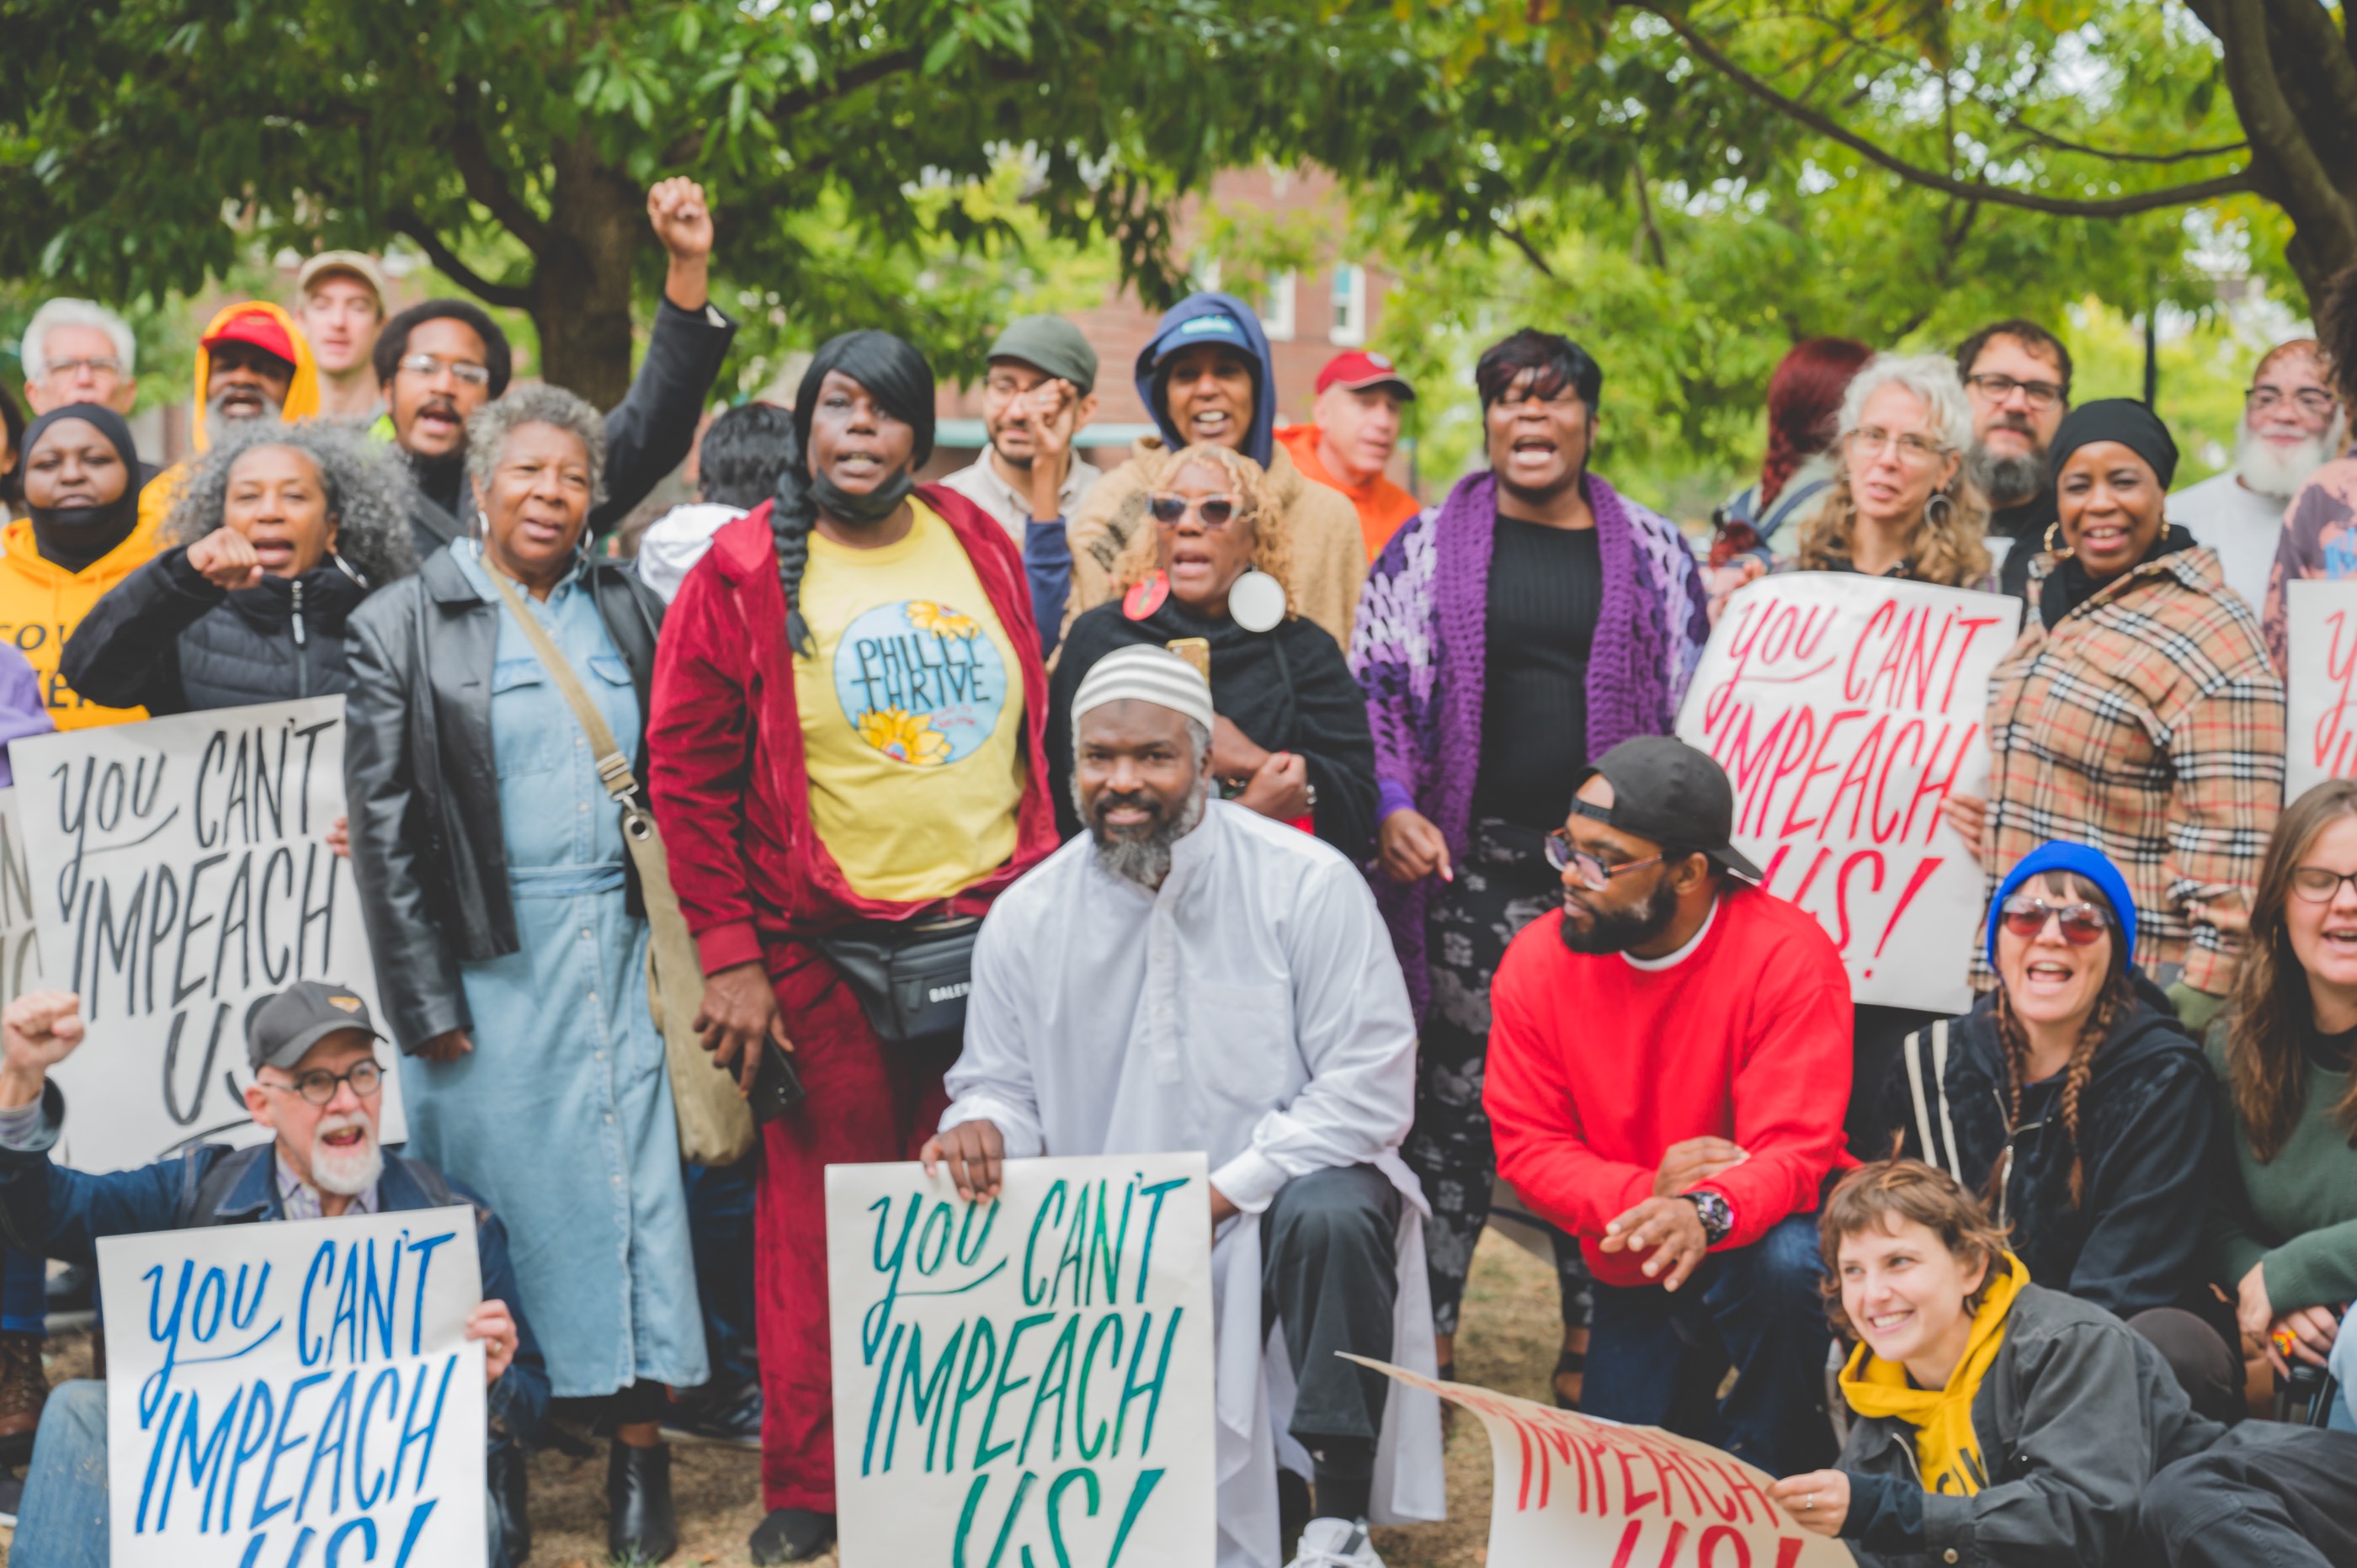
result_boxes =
[464,385,609,508]
[163,420,419,585]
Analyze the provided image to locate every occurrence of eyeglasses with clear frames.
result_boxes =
[2245,387,2339,417]
[1965,372,2067,411]
[397,353,493,387]
[43,356,124,380]
[1850,426,1945,464]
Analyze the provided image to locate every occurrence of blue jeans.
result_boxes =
[1583,1210,1835,1477]
[16,1380,509,1567]
[3,1244,45,1335]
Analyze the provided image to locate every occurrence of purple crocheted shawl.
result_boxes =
[1349,468,1711,1016]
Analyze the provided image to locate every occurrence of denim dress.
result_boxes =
[395,542,707,1399]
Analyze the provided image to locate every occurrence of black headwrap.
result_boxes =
[773,330,937,655]
[20,402,143,573]
[2037,397,2193,629]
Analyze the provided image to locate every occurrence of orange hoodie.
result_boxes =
[136,300,321,533]
[0,507,162,729]
[1275,423,1422,561]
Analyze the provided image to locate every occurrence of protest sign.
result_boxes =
[10,697,402,1171]
[0,789,39,1006]
[2283,578,2357,800]
[1359,1359,1854,1566]
[1677,575,2021,1013]
[827,1153,1216,1568]
[98,1207,488,1567]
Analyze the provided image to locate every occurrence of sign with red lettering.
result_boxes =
[1677,576,2020,1013]
[2283,580,2357,801]
[1356,1360,1853,1566]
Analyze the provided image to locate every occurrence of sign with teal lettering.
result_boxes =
[97,1207,489,1566]
[826,1154,1216,1567]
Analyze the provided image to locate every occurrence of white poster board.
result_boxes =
[1677,576,2022,1013]
[827,1154,1216,1568]
[98,1208,488,1567]
[2283,578,2357,801]
[1362,1360,1854,1566]
[0,789,40,1006]
[10,698,402,1170]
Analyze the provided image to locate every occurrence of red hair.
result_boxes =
[1759,338,1873,506]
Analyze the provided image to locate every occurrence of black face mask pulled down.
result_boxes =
[811,464,916,527]
[20,402,144,574]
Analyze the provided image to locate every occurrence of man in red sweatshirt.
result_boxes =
[1486,736,1851,1476]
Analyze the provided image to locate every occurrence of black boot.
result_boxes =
[607,1439,678,1563]
[749,1507,837,1564]
[487,1434,532,1564]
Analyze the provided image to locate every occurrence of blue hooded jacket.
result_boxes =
[1133,291,1277,467]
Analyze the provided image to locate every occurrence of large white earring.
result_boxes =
[1228,569,1285,633]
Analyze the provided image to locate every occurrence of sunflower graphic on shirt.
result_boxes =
[833,597,1008,767]
[855,706,952,765]
[905,601,980,639]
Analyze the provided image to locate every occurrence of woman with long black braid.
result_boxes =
[1875,842,2244,1420]
[646,329,1059,1565]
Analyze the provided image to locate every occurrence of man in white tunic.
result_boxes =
[924,644,1442,1568]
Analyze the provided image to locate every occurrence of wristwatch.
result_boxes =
[1683,1189,1734,1246]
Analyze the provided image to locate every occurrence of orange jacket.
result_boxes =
[1275,423,1422,561]
[0,508,163,729]
[137,300,321,533]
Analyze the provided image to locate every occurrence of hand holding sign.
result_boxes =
[920,1116,1008,1201]
[1769,1470,1854,1538]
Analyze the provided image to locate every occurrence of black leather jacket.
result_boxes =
[60,546,371,714]
[343,545,664,1051]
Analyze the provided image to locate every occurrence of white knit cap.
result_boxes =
[1072,644,1216,736]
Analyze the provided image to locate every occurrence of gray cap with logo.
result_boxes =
[247,981,386,1074]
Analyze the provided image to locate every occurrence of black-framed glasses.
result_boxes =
[1965,372,2067,411]
[2289,866,2357,903]
[2245,387,2338,417]
[1147,493,1241,529]
[397,353,492,387]
[261,1060,384,1105]
[1998,896,2112,946]
[1545,831,1662,890]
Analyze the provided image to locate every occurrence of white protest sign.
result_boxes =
[1360,1360,1854,1566]
[98,1207,488,1567]
[0,789,40,1006]
[1677,575,2021,1013]
[827,1154,1216,1568]
[11,697,401,1171]
[2283,578,2357,801]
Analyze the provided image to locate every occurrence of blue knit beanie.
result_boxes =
[1986,842,2137,970]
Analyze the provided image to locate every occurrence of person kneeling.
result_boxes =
[0,985,546,1568]
[924,646,1442,1568]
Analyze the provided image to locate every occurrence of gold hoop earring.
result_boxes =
[2043,521,2073,561]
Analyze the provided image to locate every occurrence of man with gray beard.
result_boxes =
[928,644,1442,1568]
[1955,318,2073,600]
[2171,339,2346,614]
[0,982,547,1566]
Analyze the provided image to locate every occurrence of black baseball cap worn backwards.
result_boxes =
[1570,736,1764,884]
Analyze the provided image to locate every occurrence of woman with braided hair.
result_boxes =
[646,328,1058,1565]
[1876,841,2244,1421]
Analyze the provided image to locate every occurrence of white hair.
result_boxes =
[22,299,137,380]
[1836,352,1973,454]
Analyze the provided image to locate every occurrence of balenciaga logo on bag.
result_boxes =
[927,981,971,1004]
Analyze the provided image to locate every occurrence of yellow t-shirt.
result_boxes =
[793,498,1027,901]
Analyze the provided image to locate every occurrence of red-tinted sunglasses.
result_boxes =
[1998,895,2113,946]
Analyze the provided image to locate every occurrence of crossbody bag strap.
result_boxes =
[483,567,650,822]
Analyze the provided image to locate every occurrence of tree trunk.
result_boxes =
[529,134,644,410]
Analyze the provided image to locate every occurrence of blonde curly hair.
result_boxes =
[1109,444,1296,617]
[1793,353,1992,587]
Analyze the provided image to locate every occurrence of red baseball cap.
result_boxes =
[1316,349,1414,401]
[201,306,299,369]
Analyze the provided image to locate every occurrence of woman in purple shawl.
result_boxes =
[1350,329,1709,1403]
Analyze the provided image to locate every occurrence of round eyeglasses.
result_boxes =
[262,1060,384,1105]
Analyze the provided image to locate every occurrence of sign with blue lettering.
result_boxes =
[826,1154,1216,1567]
[97,1208,488,1566]
[12,697,403,1171]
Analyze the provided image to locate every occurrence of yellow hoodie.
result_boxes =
[1838,1252,2030,1496]
[0,508,162,729]
[136,300,321,533]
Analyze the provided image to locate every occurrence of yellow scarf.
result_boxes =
[1838,1252,2029,1496]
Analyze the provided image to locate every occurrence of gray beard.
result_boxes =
[2236,423,2342,501]
[1966,444,2047,509]
[209,389,285,424]
[1084,784,1207,890]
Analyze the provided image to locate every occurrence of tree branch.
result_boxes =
[1647,6,2256,218]
[388,211,535,310]
[2261,0,2357,123]
[2215,0,2357,252]
[1630,156,1668,270]
[1499,219,1559,279]
[450,88,554,252]
[663,46,927,164]
[1999,116,2248,165]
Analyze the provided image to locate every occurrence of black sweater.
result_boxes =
[1048,595,1377,860]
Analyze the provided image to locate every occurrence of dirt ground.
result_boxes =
[0,1230,1557,1566]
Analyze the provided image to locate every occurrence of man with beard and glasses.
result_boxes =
[2172,338,2345,614]
[928,645,1441,1568]
[2262,262,2357,668]
[1955,318,2072,600]
[1483,736,1853,1478]
[135,301,322,533]
[0,982,548,1567]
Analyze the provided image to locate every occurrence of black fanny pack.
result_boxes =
[816,916,981,1046]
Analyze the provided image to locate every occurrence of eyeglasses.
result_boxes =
[43,355,124,380]
[1545,831,1662,890]
[2288,866,2357,903]
[1851,426,1946,464]
[260,1060,385,1106]
[1147,493,1242,529]
[2246,387,2339,417]
[1998,896,2112,945]
[1965,373,2067,411]
[397,353,492,387]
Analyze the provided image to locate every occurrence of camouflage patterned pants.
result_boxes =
[1407,818,1594,1339]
